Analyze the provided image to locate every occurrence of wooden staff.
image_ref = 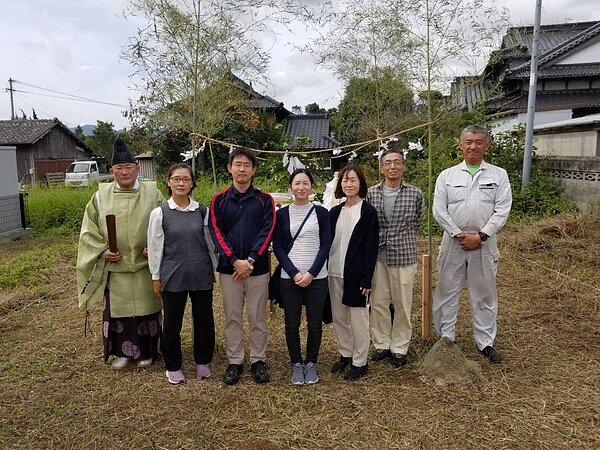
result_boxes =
[106,214,118,253]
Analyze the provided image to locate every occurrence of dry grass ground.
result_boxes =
[1,214,599,450]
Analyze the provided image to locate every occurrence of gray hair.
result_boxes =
[380,148,405,162]
[460,125,490,143]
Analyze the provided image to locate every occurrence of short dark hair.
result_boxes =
[166,163,196,196]
[288,168,314,186]
[228,146,257,167]
[335,164,368,199]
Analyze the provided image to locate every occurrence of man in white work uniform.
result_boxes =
[432,124,512,363]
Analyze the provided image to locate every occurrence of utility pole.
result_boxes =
[522,0,542,191]
[8,78,15,120]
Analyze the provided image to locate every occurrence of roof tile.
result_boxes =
[487,90,600,112]
[284,114,339,149]
[0,119,58,145]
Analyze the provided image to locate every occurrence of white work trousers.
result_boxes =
[432,236,500,350]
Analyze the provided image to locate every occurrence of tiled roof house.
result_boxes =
[232,76,340,166]
[451,21,600,131]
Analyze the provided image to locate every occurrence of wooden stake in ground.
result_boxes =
[106,214,118,253]
[422,254,430,339]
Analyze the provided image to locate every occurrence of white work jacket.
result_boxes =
[433,160,512,244]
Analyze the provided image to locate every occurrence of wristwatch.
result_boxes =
[247,256,256,265]
[478,232,489,242]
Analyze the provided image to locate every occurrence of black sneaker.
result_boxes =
[391,353,408,368]
[331,356,351,374]
[344,364,368,381]
[372,349,391,362]
[480,346,502,363]
[224,364,243,385]
[251,360,270,384]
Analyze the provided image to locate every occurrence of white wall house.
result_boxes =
[452,21,600,134]
[491,110,573,134]
[534,114,600,157]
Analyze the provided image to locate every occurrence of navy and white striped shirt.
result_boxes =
[283,203,328,279]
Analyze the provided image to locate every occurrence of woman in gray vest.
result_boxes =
[147,163,216,385]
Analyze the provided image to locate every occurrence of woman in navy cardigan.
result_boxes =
[328,164,379,381]
[273,169,331,385]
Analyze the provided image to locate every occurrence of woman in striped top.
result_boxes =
[273,169,331,385]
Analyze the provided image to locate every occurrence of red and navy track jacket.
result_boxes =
[209,185,276,276]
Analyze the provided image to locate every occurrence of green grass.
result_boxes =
[0,241,73,290]
[24,177,291,235]
[25,185,97,233]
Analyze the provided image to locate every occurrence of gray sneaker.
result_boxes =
[304,362,319,384]
[291,362,304,385]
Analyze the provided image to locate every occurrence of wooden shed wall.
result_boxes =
[16,126,93,184]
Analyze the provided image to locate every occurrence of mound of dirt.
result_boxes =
[419,338,484,386]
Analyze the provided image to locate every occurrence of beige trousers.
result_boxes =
[329,276,370,367]
[370,261,417,355]
[220,273,269,364]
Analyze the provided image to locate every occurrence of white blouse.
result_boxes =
[328,200,362,278]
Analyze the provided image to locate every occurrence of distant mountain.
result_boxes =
[70,124,125,137]
[76,124,96,136]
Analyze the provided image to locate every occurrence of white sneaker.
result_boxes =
[136,358,153,368]
[111,357,130,370]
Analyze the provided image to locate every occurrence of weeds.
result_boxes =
[25,185,97,233]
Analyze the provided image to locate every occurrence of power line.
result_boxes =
[13,93,55,119]
[289,79,342,107]
[12,79,128,108]
[12,88,127,107]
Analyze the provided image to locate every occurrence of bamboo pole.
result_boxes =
[421,254,430,340]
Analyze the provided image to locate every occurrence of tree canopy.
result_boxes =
[336,69,415,147]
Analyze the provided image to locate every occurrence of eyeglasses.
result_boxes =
[382,160,404,168]
[232,162,253,169]
[170,176,192,183]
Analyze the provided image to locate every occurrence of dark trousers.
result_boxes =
[161,289,215,371]
[281,278,328,364]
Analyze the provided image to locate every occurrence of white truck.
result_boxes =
[64,161,112,187]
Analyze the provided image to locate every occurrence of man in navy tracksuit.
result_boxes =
[209,147,276,385]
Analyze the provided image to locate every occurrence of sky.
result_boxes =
[1,0,599,130]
